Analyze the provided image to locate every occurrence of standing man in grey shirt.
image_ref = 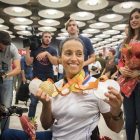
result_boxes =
[0,31,21,131]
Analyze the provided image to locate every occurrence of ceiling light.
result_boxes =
[108,30,114,33]
[78,12,87,17]
[44,27,51,29]
[87,29,95,32]
[117,35,121,37]
[56,36,66,40]
[96,23,104,26]
[118,24,126,28]
[22,31,29,33]
[106,14,115,19]
[58,33,69,37]
[108,38,114,41]
[17,18,26,22]
[102,41,107,43]
[81,33,88,36]
[98,43,103,45]
[45,20,53,24]
[0,25,3,27]
[20,26,27,29]
[62,33,68,36]
[93,38,100,40]
[10,35,15,38]
[47,10,56,15]
[88,0,98,6]
[122,2,132,9]
[60,36,66,38]
[13,7,23,13]
[50,0,60,2]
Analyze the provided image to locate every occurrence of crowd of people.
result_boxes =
[0,7,140,140]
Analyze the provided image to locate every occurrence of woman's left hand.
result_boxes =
[103,86,124,116]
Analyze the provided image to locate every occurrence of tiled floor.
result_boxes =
[9,90,139,140]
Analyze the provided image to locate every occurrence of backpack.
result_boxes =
[16,80,30,106]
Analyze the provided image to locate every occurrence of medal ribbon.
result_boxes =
[47,70,103,96]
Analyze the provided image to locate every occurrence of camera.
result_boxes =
[0,104,28,117]
[0,104,28,132]
[0,61,8,84]
[23,26,41,50]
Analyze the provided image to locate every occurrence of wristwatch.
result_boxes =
[111,110,123,121]
[4,73,9,78]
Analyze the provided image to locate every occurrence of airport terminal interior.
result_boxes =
[0,0,140,140]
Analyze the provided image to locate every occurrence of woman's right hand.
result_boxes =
[34,88,51,105]
[119,66,132,77]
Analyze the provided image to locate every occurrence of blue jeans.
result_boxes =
[0,80,13,131]
[1,129,52,140]
[122,83,140,140]
[28,93,38,118]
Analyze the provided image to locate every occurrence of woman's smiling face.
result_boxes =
[130,11,140,30]
[60,39,84,78]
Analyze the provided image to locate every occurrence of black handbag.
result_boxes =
[91,66,98,71]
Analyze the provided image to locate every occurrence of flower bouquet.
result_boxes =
[20,115,38,140]
[117,39,140,98]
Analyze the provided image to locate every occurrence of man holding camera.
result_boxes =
[0,31,21,131]
[25,31,58,118]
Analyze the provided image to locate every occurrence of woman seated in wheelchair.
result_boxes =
[1,37,124,140]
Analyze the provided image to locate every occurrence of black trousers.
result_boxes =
[92,74,101,79]
[91,126,100,140]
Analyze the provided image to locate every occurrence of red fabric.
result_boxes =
[20,115,37,140]
[117,76,137,98]
[131,41,140,57]
[118,55,125,69]
[129,55,140,69]
[121,46,131,63]
[101,136,112,140]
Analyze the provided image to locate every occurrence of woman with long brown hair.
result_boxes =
[118,8,140,140]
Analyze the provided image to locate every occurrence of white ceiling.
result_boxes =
[0,0,140,54]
